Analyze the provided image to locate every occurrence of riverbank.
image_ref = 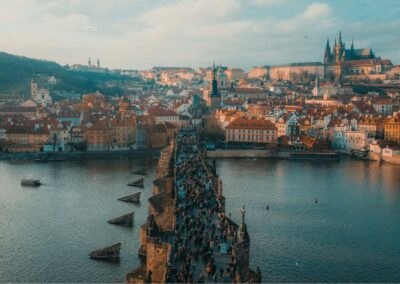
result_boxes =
[0,149,160,161]
[206,149,340,160]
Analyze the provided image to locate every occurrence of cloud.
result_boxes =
[302,2,331,19]
[41,13,97,32]
[279,3,335,33]
[248,0,287,6]
[0,0,398,69]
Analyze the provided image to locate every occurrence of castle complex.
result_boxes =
[248,31,393,82]
[323,31,393,81]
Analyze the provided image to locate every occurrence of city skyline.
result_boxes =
[1,0,399,70]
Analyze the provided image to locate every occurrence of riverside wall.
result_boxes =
[206,149,276,158]
[206,149,339,160]
[0,149,160,161]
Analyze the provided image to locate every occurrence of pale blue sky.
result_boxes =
[0,0,399,70]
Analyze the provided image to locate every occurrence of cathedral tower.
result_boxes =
[324,38,332,64]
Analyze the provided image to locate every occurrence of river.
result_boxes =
[217,158,400,283]
[0,158,399,282]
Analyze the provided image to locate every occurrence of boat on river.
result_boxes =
[21,179,41,187]
[89,242,121,260]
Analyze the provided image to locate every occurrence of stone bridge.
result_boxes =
[126,127,261,283]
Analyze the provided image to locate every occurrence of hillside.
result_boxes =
[0,52,137,97]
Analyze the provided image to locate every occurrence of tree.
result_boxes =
[203,115,225,141]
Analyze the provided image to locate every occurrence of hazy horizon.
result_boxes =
[1,0,399,70]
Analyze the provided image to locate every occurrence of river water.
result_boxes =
[217,158,400,283]
[0,158,399,282]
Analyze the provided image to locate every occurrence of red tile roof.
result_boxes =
[226,118,276,130]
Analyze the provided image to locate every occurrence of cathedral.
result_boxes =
[323,31,393,81]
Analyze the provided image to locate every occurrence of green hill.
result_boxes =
[0,51,136,97]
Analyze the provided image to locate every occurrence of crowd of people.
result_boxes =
[166,127,240,283]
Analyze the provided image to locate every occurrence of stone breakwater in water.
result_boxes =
[126,127,261,283]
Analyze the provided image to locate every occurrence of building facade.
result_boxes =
[225,118,277,144]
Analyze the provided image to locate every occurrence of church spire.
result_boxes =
[351,38,354,51]
[324,38,332,64]
[338,30,342,44]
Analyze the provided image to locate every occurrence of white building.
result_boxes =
[31,81,52,106]
[332,127,372,154]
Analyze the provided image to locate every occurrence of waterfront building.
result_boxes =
[5,125,50,152]
[47,123,71,152]
[225,117,277,144]
[384,114,400,144]
[345,130,371,153]
[358,115,380,138]
[369,139,400,164]
[135,115,155,149]
[85,119,112,152]
[275,113,298,138]
[69,125,86,144]
[333,128,371,154]
[110,118,136,150]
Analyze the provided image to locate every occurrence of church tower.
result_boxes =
[31,79,38,99]
[207,63,221,110]
[324,38,332,64]
[334,31,344,82]
[211,64,220,98]
[312,75,320,97]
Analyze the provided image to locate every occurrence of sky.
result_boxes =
[0,0,399,70]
